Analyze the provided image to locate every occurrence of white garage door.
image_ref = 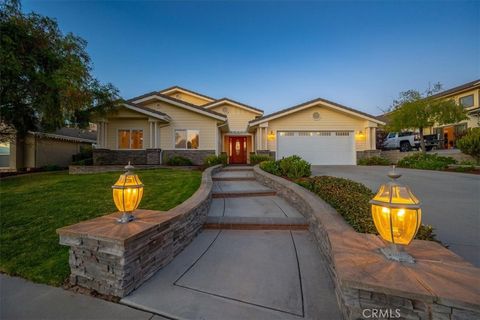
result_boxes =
[277,131,356,165]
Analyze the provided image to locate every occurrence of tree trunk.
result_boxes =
[419,127,426,155]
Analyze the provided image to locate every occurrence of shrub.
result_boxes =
[250,154,272,165]
[296,176,436,241]
[203,154,227,167]
[456,128,480,164]
[397,153,456,170]
[278,155,311,179]
[166,155,193,166]
[259,160,281,176]
[358,156,391,166]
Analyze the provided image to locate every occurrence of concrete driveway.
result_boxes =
[311,165,480,267]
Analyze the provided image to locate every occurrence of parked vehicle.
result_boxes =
[382,132,441,152]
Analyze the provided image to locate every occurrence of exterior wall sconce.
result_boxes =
[267,130,276,141]
[112,162,144,223]
[355,130,365,140]
[369,166,421,263]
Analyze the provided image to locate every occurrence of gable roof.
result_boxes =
[249,97,385,126]
[159,86,216,103]
[121,103,172,122]
[30,128,97,143]
[203,98,264,115]
[128,93,227,121]
[428,79,480,99]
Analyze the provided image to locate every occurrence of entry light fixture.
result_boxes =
[355,130,365,140]
[369,166,421,263]
[112,162,144,223]
[267,130,276,141]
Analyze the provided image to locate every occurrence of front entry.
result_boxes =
[229,136,247,164]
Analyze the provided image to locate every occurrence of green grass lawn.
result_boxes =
[0,168,202,286]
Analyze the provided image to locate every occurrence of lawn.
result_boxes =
[0,168,202,286]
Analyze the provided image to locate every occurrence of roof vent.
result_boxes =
[313,112,320,120]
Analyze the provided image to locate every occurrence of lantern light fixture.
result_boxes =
[112,162,144,223]
[267,130,276,141]
[369,166,421,263]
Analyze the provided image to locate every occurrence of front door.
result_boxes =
[229,137,247,164]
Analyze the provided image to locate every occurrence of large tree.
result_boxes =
[0,0,120,141]
[388,83,467,154]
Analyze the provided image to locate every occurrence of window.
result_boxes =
[118,129,143,149]
[459,95,474,108]
[175,130,199,149]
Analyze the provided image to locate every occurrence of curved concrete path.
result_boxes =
[121,167,341,319]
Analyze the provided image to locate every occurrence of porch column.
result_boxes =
[148,120,154,148]
[371,127,376,150]
[103,122,108,148]
[154,121,158,148]
[97,122,103,147]
[365,128,371,150]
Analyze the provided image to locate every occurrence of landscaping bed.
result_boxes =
[0,168,201,286]
[259,156,436,241]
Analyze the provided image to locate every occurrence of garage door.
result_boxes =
[277,131,356,165]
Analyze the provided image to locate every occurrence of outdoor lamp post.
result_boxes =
[112,162,144,223]
[369,166,421,263]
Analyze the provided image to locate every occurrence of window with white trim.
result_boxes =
[175,129,199,149]
[459,94,474,108]
[118,129,143,149]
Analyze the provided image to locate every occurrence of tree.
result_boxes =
[387,83,467,154]
[0,0,121,141]
[456,128,480,164]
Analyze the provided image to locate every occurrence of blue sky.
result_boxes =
[23,1,479,115]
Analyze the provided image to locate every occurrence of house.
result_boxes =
[93,86,384,166]
[0,128,96,172]
[377,79,480,149]
[425,79,480,149]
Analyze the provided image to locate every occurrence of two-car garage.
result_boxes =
[276,131,356,165]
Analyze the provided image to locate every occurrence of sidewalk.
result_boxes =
[0,275,165,320]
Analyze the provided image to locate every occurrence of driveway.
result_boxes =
[311,165,480,267]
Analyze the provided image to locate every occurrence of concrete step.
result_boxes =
[222,166,253,172]
[203,216,309,230]
[212,177,256,181]
[212,190,276,198]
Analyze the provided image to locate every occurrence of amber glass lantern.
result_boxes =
[112,162,144,223]
[267,130,276,141]
[370,166,421,263]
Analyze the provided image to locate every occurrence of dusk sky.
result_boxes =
[23,1,479,116]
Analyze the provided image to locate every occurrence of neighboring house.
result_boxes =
[0,128,96,171]
[425,79,479,149]
[94,86,384,165]
[377,79,480,149]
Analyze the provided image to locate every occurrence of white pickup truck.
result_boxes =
[381,132,440,152]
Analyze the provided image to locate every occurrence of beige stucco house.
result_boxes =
[94,86,385,165]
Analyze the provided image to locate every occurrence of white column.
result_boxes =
[259,128,263,150]
[365,128,371,150]
[148,121,154,148]
[371,128,376,150]
[154,122,158,148]
[97,122,103,147]
[103,122,108,148]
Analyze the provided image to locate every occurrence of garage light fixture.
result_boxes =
[267,130,276,141]
[369,166,421,263]
[112,162,144,223]
[355,130,365,140]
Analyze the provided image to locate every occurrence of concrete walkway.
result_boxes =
[121,167,341,319]
[311,165,480,267]
[0,274,163,320]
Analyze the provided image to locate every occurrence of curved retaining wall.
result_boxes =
[254,166,480,320]
[57,165,222,297]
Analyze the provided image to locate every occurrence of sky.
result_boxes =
[22,0,480,116]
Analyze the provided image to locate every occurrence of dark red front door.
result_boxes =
[229,137,247,164]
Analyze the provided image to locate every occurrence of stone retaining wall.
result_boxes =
[57,165,222,297]
[93,149,162,165]
[253,166,480,320]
